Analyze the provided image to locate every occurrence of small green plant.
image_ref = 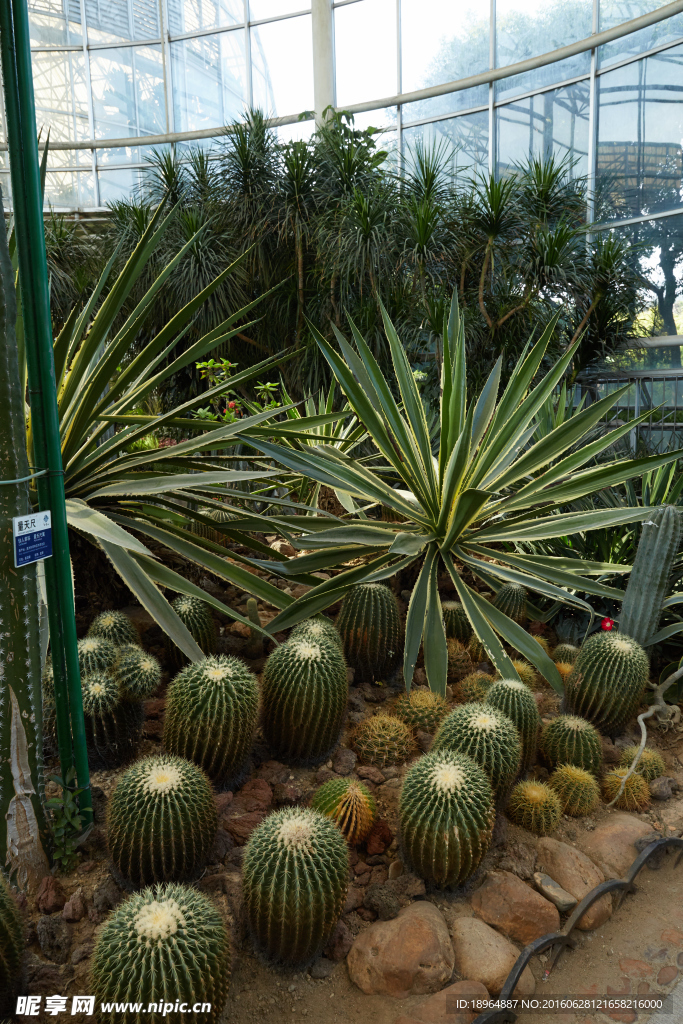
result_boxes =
[553,643,580,665]
[77,635,117,676]
[442,601,473,645]
[602,768,650,811]
[394,690,449,732]
[113,645,162,701]
[447,639,473,682]
[485,679,540,771]
[492,583,528,625]
[45,767,90,873]
[165,596,217,670]
[453,671,494,703]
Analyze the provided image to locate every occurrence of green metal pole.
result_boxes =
[0,0,91,824]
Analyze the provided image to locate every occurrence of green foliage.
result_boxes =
[77,636,117,677]
[602,768,651,811]
[394,690,449,732]
[87,610,139,647]
[107,755,217,886]
[336,583,402,683]
[163,655,259,786]
[45,767,89,873]
[113,644,162,701]
[619,505,682,647]
[80,672,144,769]
[485,679,540,771]
[242,807,348,964]
[399,749,495,887]
[539,715,603,774]
[507,780,562,836]
[0,869,23,1013]
[166,596,216,670]
[553,643,580,664]
[432,702,521,795]
[492,583,528,625]
[262,637,347,764]
[442,601,473,644]
[618,746,666,783]
[91,882,230,1024]
[549,765,600,817]
[564,632,649,735]
[310,778,377,845]
[352,713,414,768]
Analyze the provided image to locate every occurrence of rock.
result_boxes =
[347,902,454,997]
[272,782,301,805]
[333,748,357,775]
[208,827,234,863]
[37,915,72,964]
[344,886,365,913]
[367,820,394,855]
[310,958,336,979]
[536,838,611,931]
[579,814,654,879]
[471,870,560,945]
[402,979,491,1024]
[214,792,233,818]
[533,872,577,913]
[388,872,427,902]
[493,839,536,881]
[357,766,386,785]
[601,736,622,764]
[70,942,93,965]
[450,918,535,997]
[62,889,86,923]
[316,768,337,785]
[417,730,433,753]
[388,859,404,880]
[363,883,400,921]
[650,777,676,801]
[235,778,272,811]
[270,539,295,556]
[36,876,66,915]
[92,875,123,915]
[324,919,354,961]
[225,810,266,845]
[370,865,388,886]
[24,952,71,996]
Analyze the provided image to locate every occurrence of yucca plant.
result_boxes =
[245,293,676,695]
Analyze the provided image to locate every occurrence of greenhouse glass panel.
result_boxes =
[31,50,90,150]
[171,30,246,131]
[90,45,166,138]
[85,0,160,44]
[403,112,489,184]
[45,168,96,207]
[596,46,683,219]
[250,0,310,18]
[97,165,140,202]
[496,80,590,175]
[496,0,591,96]
[165,0,244,34]
[335,0,396,108]
[29,0,82,46]
[251,14,313,115]
[599,0,683,67]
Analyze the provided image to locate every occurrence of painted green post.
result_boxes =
[0,0,92,824]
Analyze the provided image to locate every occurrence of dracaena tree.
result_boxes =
[244,293,680,695]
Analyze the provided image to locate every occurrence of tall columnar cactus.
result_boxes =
[77,636,117,676]
[399,750,495,887]
[113,644,162,701]
[0,207,50,888]
[539,715,602,774]
[619,505,682,646]
[164,656,259,786]
[261,638,347,764]
[564,632,649,734]
[165,596,216,669]
[290,616,344,653]
[311,778,377,845]
[336,583,402,681]
[442,601,473,645]
[492,583,528,625]
[242,807,348,964]
[0,870,24,1012]
[107,755,218,887]
[485,679,540,771]
[87,610,139,647]
[91,883,230,1024]
[433,702,521,795]
[352,713,414,768]
[507,780,561,836]
[81,673,144,769]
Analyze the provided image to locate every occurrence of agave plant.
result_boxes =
[244,293,680,695]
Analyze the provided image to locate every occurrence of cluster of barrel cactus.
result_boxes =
[602,768,651,811]
[433,702,521,795]
[618,745,666,782]
[549,765,600,817]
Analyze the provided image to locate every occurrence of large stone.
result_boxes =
[450,918,535,997]
[533,872,577,913]
[471,871,560,945]
[36,876,66,915]
[394,980,490,1024]
[536,838,611,931]
[347,902,454,997]
[579,813,654,879]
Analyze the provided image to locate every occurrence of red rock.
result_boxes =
[324,919,354,961]
[214,792,233,818]
[353,859,369,876]
[662,928,683,947]
[357,907,377,921]
[236,778,272,811]
[471,870,560,945]
[347,902,454,997]
[579,814,653,879]
[406,979,490,1023]
[355,873,371,887]
[450,918,535,998]
[272,783,301,805]
[344,886,364,913]
[370,866,388,886]
[619,959,653,979]
[536,838,611,931]
[36,876,66,915]
[62,890,86,923]
[637,982,651,995]
[605,1012,635,1023]
[657,966,678,985]
[607,980,630,995]
[225,810,266,845]
[367,820,393,855]
[357,766,386,785]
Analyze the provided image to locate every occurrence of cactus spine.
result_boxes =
[485,679,540,771]
[549,765,599,816]
[242,807,348,964]
[311,778,377,845]
[394,690,449,732]
[261,638,347,764]
[619,505,682,646]
[553,643,580,665]
[399,750,495,887]
[107,755,217,886]
[91,883,230,1024]
[336,583,402,681]
[539,715,602,774]
[507,780,561,835]
[447,639,473,682]
[564,632,649,734]
[453,671,494,704]
[81,672,144,769]
[164,656,259,786]
[113,645,162,701]
[433,703,521,795]
[166,596,216,669]
[352,713,414,768]
[442,601,473,644]
[602,768,651,811]
[0,870,24,1012]
[0,207,50,886]
[618,745,666,782]
[492,583,528,625]
[290,616,343,653]
[78,636,117,677]
[88,610,139,647]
